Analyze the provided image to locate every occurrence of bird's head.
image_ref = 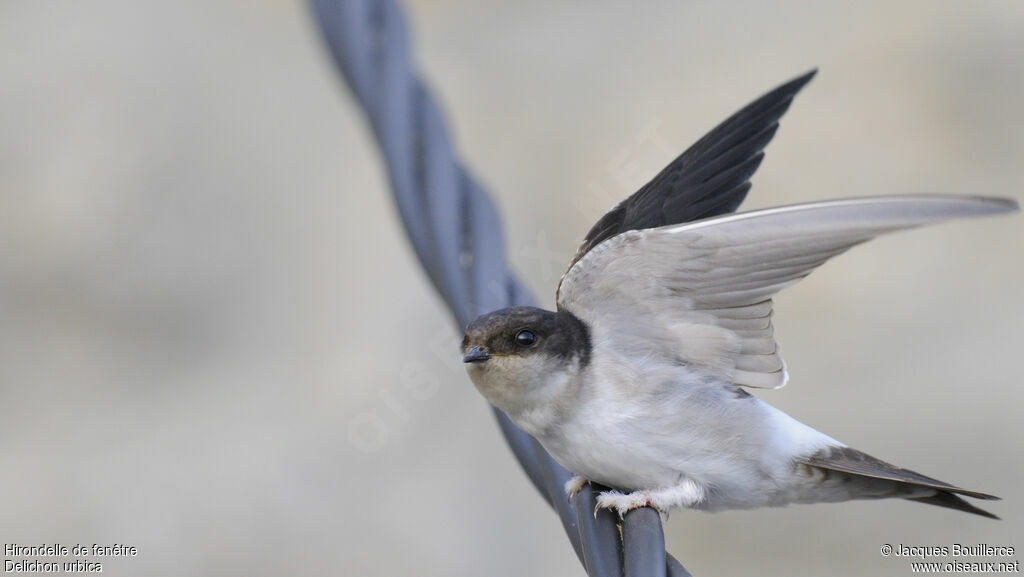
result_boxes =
[461,306,590,428]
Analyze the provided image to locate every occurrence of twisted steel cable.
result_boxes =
[309,1,691,575]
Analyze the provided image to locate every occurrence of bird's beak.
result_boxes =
[462,346,491,364]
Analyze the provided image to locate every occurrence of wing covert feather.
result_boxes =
[556,195,1018,389]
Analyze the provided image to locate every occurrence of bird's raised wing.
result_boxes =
[556,196,1018,389]
[566,70,817,271]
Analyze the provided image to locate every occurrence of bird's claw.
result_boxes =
[564,476,588,503]
[594,489,654,519]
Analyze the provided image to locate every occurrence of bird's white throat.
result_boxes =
[467,354,583,437]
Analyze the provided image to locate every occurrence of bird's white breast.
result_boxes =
[534,346,838,510]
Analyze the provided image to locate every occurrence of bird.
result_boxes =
[460,70,1017,519]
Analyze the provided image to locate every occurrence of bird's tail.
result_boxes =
[906,491,999,519]
[798,445,999,519]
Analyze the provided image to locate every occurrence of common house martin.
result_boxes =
[461,70,1016,518]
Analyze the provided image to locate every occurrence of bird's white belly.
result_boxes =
[537,377,836,510]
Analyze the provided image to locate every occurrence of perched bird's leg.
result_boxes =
[595,478,706,519]
[564,476,588,502]
[595,490,654,518]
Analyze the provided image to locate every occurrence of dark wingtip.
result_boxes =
[770,68,817,100]
[799,68,819,83]
[987,196,1020,213]
[566,68,822,270]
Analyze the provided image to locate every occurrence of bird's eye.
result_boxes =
[514,329,537,347]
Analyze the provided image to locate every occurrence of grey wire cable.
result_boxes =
[309,1,692,575]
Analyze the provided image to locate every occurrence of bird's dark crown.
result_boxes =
[462,306,591,366]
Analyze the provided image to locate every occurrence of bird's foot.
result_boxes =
[595,489,655,518]
[594,478,705,519]
[564,476,588,502]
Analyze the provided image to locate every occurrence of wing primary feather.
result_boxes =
[680,123,780,185]
[665,153,766,213]
[566,70,818,270]
[559,196,1017,383]
[682,70,816,164]
[669,182,752,222]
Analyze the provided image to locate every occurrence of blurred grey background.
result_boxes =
[1,1,1022,576]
